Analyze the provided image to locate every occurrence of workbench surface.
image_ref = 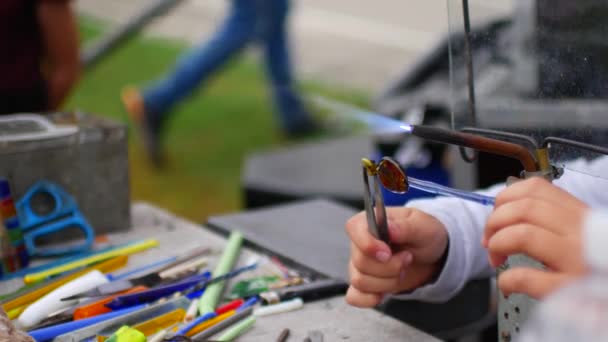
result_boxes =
[3,203,440,342]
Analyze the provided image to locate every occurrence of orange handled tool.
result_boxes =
[73,285,148,320]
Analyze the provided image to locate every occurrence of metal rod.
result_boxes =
[461,127,539,149]
[462,0,477,127]
[411,125,538,172]
[542,137,608,156]
[459,0,478,163]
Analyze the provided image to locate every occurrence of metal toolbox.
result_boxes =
[0,112,130,236]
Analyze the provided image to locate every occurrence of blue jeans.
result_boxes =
[143,0,311,134]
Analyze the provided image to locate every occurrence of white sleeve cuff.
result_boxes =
[391,214,465,303]
[583,209,608,271]
[389,184,501,303]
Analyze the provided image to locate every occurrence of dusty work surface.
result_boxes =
[2,203,440,341]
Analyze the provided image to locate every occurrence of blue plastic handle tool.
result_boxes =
[105,271,212,310]
[237,296,260,312]
[17,181,95,257]
[28,304,145,342]
[186,288,205,300]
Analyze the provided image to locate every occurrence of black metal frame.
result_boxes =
[459,0,478,163]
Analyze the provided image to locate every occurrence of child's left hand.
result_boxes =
[482,177,589,299]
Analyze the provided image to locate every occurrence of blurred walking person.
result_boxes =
[123,0,315,167]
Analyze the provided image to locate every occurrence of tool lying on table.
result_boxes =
[104,271,212,310]
[260,278,348,304]
[26,285,149,330]
[60,246,211,300]
[23,239,159,284]
[181,262,258,298]
[52,297,191,342]
[191,306,254,341]
[18,270,111,328]
[1,256,128,314]
[65,262,256,312]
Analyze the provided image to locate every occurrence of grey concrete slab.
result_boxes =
[243,136,372,199]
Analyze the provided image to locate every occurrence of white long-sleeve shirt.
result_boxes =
[392,157,608,303]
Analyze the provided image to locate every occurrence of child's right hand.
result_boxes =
[345,207,449,307]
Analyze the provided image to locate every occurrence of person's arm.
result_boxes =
[390,183,501,302]
[346,156,608,306]
[345,207,450,307]
[37,0,80,110]
[345,183,503,307]
[397,156,608,302]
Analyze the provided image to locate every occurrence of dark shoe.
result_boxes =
[281,103,323,139]
[284,117,320,139]
[121,86,165,168]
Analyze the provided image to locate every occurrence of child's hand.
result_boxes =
[483,177,589,298]
[345,207,449,307]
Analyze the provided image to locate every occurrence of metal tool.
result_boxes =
[260,278,348,304]
[105,263,257,311]
[105,272,212,310]
[362,159,390,244]
[60,246,211,300]
[183,262,258,297]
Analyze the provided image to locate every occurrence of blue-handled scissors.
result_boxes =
[17,181,95,257]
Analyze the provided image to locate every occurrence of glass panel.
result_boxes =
[447,0,608,180]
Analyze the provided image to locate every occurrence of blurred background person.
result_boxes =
[122,0,316,167]
[0,0,80,115]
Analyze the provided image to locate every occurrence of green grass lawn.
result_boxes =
[66,17,368,222]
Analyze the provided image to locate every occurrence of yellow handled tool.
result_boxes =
[2,255,128,312]
[23,239,158,284]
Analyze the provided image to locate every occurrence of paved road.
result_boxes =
[76,0,511,92]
